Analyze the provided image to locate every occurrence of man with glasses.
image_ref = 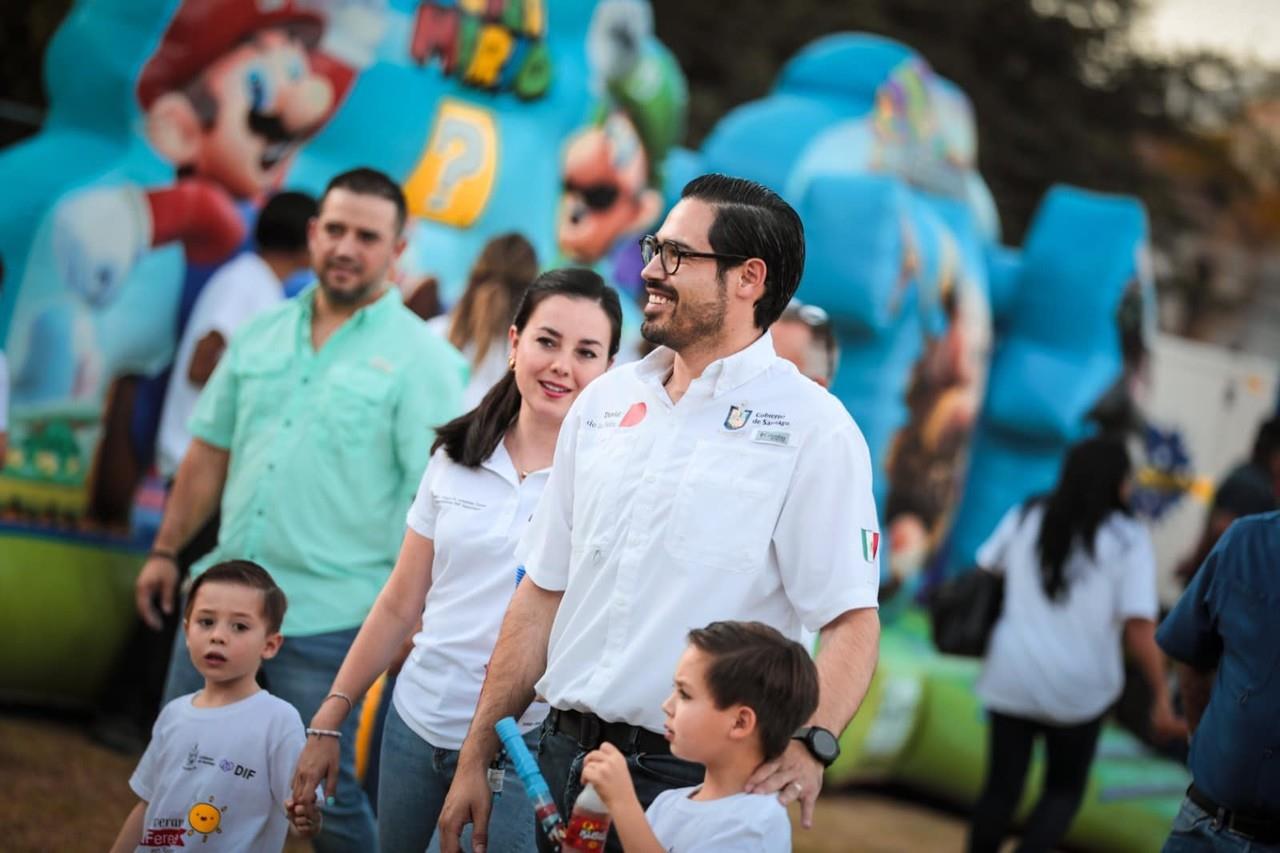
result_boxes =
[773,299,839,387]
[439,174,880,853]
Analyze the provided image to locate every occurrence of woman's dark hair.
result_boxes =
[447,233,539,369]
[431,268,623,468]
[1032,435,1133,601]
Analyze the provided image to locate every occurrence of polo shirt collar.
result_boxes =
[296,283,400,323]
[483,437,551,487]
[635,331,778,399]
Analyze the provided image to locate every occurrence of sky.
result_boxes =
[1134,0,1280,65]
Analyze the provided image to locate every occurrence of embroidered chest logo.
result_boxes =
[724,405,752,431]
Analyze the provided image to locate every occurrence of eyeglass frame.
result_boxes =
[638,234,751,277]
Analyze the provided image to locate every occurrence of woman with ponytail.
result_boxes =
[292,269,622,852]
[967,435,1185,853]
[429,233,539,408]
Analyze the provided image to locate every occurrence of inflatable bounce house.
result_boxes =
[0,0,684,705]
[0,3,1181,848]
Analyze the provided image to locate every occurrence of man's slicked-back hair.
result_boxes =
[686,620,819,762]
[321,167,408,232]
[184,559,288,634]
[681,174,805,330]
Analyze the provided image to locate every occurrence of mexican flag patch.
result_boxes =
[861,529,880,562]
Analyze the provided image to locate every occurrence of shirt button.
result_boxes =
[644,474,656,484]
[1266,749,1275,759]
[267,463,275,471]
[284,419,292,427]
[301,377,310,384]
[257,509,264,517]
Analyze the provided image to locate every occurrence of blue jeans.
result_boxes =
[1163,797,1280,853]
[163,623,377,852]
[378,702,538,853]
[533,717,703,853]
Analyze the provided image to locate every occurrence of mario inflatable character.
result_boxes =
[47,0,383,522]
[53,0,383,316]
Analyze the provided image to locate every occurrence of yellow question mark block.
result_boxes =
[406,99,498,228]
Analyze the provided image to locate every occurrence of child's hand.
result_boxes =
[580,742,637,811]
[287,798,323,838]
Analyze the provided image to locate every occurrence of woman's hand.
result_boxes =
[290,731,341,812]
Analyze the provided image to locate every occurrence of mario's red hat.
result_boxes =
[137,0,325,109]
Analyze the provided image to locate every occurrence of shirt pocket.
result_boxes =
[323,364,395,450]
[232,351,292,430]
[1219,580,1280,700]
[667,439,797,573]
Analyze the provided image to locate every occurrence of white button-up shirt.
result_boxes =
[518,332,880,733]
[396,444,549,749]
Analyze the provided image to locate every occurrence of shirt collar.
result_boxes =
[635,331,779,399]
[295,284,399,334]
[483,438,550,487]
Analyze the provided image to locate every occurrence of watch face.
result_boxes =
[813,728,839,762]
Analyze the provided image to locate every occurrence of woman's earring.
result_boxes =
[508,353,516,370]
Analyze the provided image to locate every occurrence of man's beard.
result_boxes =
[318,269,379,307]
[640,277,728,351]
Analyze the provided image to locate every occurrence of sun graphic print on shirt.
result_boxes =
[186,795,227,842]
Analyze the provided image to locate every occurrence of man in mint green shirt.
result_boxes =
[135,167,466,851]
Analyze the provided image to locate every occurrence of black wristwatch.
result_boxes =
[793,726,840,767]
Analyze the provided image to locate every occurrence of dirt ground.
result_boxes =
[0,711,971,852]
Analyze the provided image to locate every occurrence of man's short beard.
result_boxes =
[641,275,728,351]
[319,273,378,307]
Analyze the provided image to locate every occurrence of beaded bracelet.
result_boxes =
[305,727,342,739]
[325,691,354,714]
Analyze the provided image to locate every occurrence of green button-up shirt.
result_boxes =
[188,286,466,635]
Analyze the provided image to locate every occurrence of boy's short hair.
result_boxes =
[687,621,819,762]
[184,560,287,634]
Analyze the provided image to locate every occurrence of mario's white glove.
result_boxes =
[587,0,651,85]
[51,185,152,310]
[316,0,388,70]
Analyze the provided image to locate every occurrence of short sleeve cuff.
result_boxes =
[187,419,233,451]
[1119,603,1158,622]
[128,772,151,803]
[521,557,568,592]
[800,585,879,634]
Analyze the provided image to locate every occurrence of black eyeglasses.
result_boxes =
[639,235,749,276]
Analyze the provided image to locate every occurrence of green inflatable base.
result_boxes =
[831,611,1188,852]
[0,528,142,708]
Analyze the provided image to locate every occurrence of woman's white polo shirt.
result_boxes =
[393,443,549,750]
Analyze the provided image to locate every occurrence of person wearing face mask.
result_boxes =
[289,269,623,852]
[134,167,467,852]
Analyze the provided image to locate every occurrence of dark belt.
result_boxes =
[1187,784,1280,843]
[548,708,670,755]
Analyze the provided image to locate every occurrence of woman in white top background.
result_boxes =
[291,268,622,852]
[967,435,1184,853]
[428,233,539,409]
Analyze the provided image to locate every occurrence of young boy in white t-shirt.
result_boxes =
[110,560,321,852]
[581,620,820,852]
